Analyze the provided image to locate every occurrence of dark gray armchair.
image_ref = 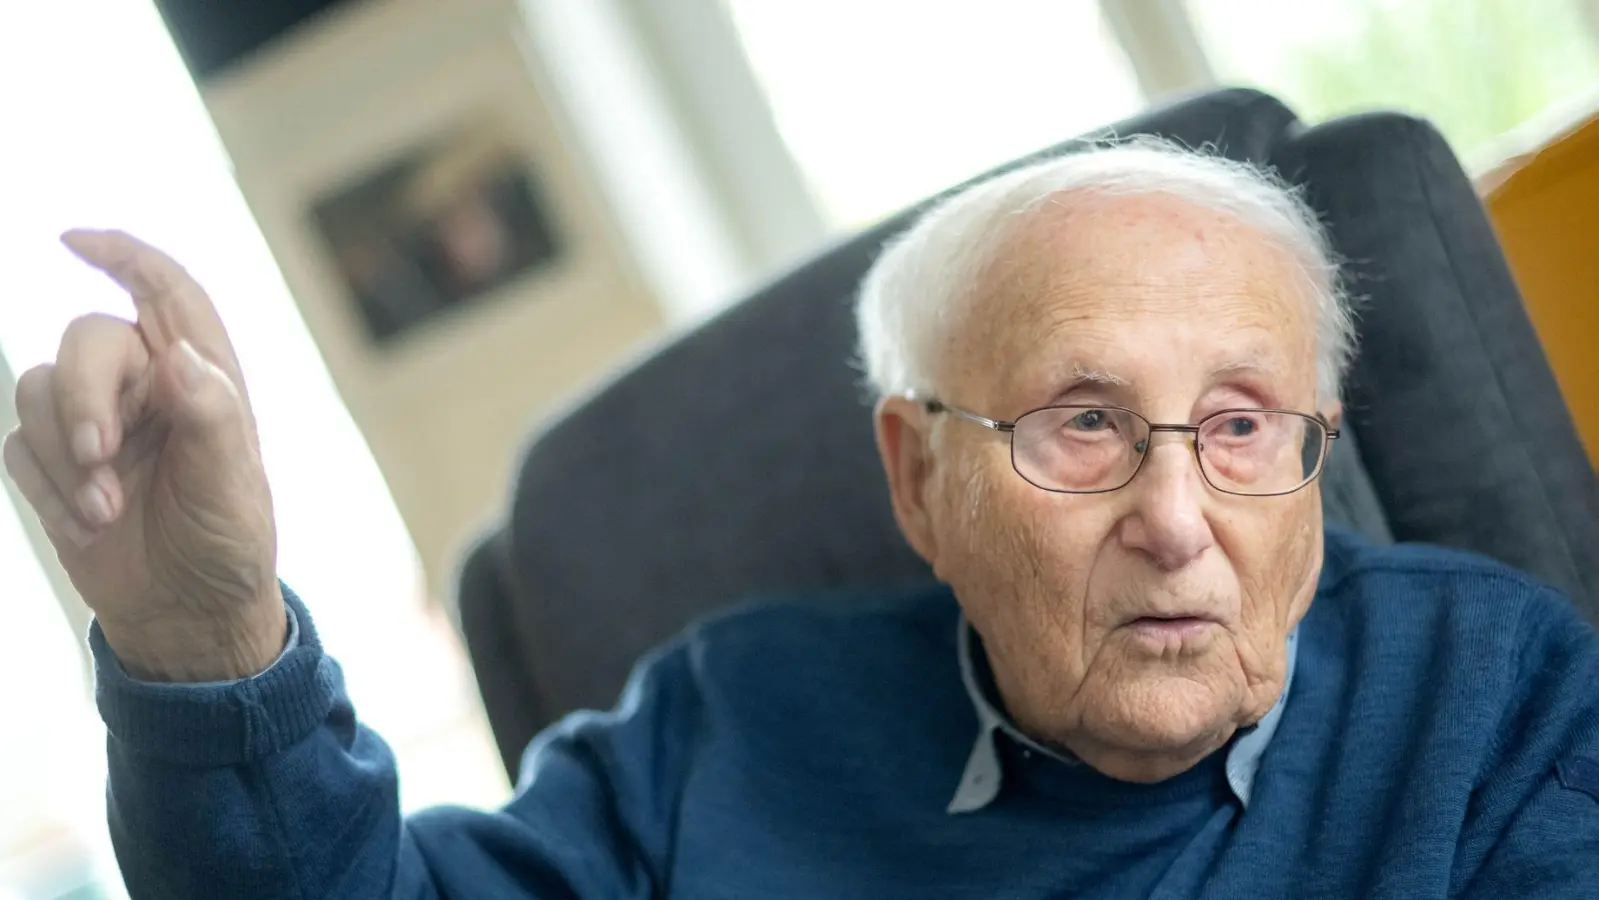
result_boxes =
[454,88,1599,779]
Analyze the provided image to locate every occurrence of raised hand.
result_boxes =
[2,230,285,682]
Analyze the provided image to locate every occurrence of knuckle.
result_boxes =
[191,376,243,421]
[62,311,128,344]
[128,245,187,295]
[1,428,22,470]
[2,430,43,491]
[57,315,134,387]
[14,364,55,413]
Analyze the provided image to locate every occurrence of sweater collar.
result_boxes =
[948,617,1299,814]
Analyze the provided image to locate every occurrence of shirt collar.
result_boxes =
[948,618,1299,814]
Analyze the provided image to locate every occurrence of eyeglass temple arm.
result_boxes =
[1317,411,1341,440]
[919,397,1015,433]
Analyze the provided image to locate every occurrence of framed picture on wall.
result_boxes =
[310,116,563,344]
[197,0,667,599]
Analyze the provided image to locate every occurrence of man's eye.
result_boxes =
[1067,410,1108,431]
[1222,416,1259,438]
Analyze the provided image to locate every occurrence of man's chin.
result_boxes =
[1079,668,1242,763]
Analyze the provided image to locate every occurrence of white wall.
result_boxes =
[201,0,668,597]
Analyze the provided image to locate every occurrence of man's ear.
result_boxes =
[874,395,940,565]
[1322,400,1344,430]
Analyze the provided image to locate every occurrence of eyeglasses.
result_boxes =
[920,399,1340,497]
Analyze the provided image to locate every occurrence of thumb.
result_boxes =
[151,340,258,468]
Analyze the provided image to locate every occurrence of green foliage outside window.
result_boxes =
[1192,0,1599,160]
[1280,0,1599,156]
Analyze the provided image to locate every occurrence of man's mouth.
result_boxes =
[1130,614,1212,627]
[1124,614,1222,644]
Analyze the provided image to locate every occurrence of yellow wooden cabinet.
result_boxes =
[1482,111,1599,467]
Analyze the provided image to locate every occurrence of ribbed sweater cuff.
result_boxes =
[91,586,339,767]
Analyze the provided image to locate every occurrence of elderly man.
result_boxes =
[6,143,1598,899]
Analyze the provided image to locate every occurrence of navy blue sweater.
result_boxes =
[94,531,1599,898]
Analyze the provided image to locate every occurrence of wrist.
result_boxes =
[99,582,289,683]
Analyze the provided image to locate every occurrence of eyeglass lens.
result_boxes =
[1008,406,1327,495]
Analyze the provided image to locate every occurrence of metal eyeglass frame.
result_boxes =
[918,397,1341,497]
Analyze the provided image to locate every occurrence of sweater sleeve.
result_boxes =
[1455,590,1599,899]
[93,587,701,900]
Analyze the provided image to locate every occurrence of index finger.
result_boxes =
[59,229,241,378]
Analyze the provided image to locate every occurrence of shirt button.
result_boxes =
[1022,749,1033,760]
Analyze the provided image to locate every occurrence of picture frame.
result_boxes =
[309,114,564,344]
[199,0,665,596]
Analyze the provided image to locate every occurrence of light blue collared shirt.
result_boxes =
[948,619,1299,813]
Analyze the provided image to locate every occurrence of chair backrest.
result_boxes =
[456,88,1599,776]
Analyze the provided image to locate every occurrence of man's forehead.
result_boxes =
[1002,191,1297,284]
[1051,347,1290,386]
[951,193,1315,382]
[971,197,1306,327]
[1019,337,1293,392]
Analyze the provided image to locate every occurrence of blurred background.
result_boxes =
[1,0,1596,896]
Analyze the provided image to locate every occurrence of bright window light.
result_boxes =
[1186,0,1599,161]
[0,2,506,895]
[721,0,1147,227]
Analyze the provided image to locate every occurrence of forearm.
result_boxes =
[94,588,434,900]
[99,578,289,683]
[94,586,694,900]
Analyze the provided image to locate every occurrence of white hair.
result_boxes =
[855,138,1356,406]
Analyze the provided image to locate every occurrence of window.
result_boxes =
[1185,0,1599,162]
[0,2,506,896]
[0,493,119,898]
[714,0,1599,241]
[720,0,1146,227]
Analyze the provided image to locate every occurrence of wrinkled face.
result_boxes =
[884,191,1330,782]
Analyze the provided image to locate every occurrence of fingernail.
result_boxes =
[79,482,113,526]
[72,423,103,464]
[176,341,206,392]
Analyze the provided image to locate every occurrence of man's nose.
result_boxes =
[1119,435,1215,570]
